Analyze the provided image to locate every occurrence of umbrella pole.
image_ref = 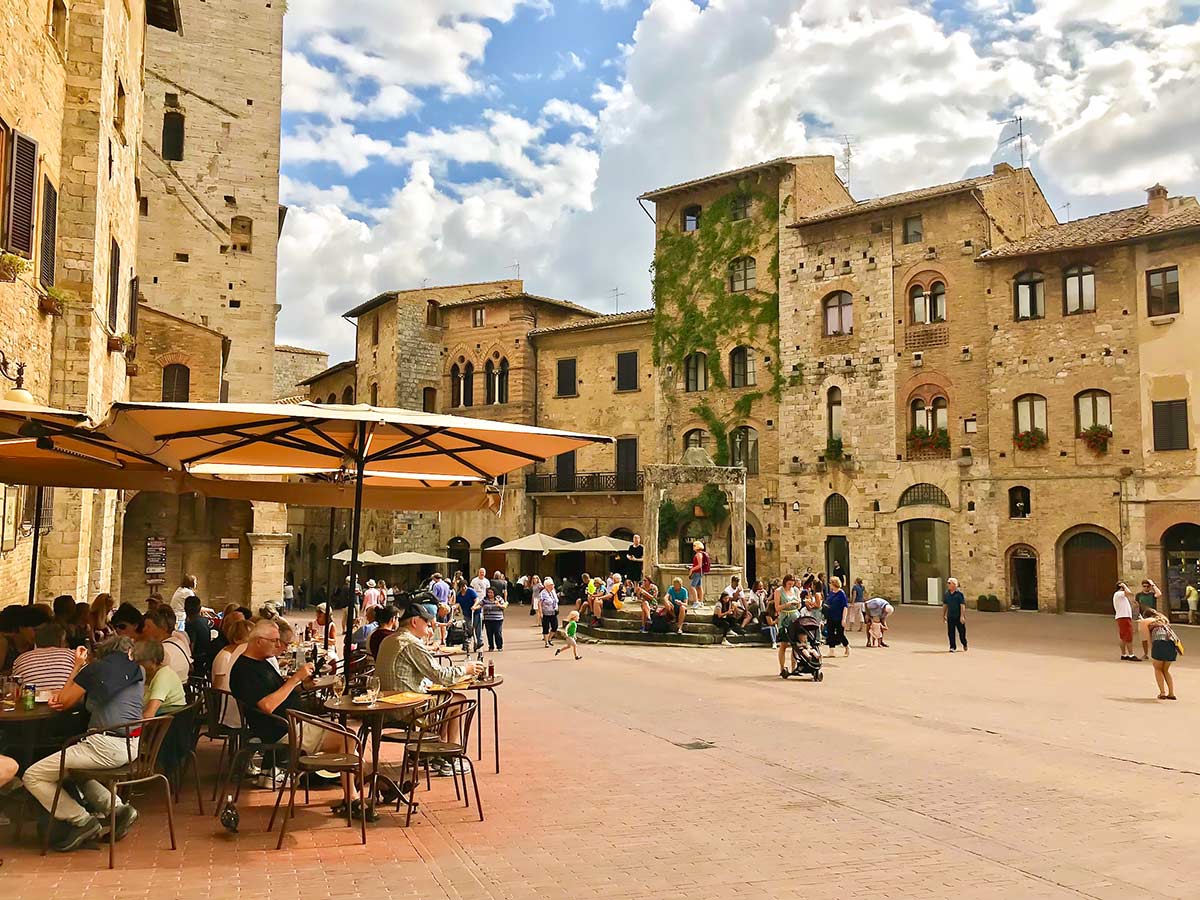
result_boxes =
[26,486,43,606]
[323,505,334,653]
[343,424,367,692]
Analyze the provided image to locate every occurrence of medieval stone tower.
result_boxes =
[136,0,284,400]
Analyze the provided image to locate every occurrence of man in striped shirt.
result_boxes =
[12,623,77,691]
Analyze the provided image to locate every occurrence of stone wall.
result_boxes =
[130,303,226,401]
[274,345,328,399]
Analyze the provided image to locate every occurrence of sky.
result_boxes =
[275,0,1200,361]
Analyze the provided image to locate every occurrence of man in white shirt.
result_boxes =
[361,580,383,611]
[470,568,491,598]
[282,579,295,612]
[170,575,196,617]
[1113,581,1137,661]
[140,606,193,679]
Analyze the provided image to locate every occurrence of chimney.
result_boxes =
[1147,184,1169,218]
[993,162,1015,176]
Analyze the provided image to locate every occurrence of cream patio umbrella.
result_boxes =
[487,533,575,554]
[570,535,633,552]
[98,400,612,672]
[378,551,457,566]
[331,549,386,564]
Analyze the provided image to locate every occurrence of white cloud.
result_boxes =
[550,50,587,80]
[276,0,1200,361]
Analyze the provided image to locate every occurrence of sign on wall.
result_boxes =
[220,537,240,560]
[0,485,18,552]
[145,536,167,575]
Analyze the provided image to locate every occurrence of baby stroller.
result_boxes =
[782,615,824,682]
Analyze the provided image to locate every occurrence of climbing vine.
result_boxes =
[657,484,731,550]
[652,182,785,449]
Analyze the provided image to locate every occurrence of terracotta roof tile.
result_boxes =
[274,344,326,356]
[792,175,1000,227]
[979,200,1200,259]
[639,157,814,201]
[298,360,355,386]
[439,292,600,318]
[528,309,654,337]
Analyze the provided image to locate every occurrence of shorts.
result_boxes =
[1151,638,1178,662]
[690,573,703,588]
[1116,617,1133,643]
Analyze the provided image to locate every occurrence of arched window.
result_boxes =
[369,382,378,406]
[462,362,474,407]
[230,215,252,253]
[684,352,707,392]
[929,281,946,322]
[910,398,926,432]
[1008,486,1031,518]
[729,346,755,388]
[341,386,354,404]
[498,358,509,404]
[729,426,759,475]
[485,359,496,404]
[823,291,853,336]
[683,429,707,450]
[161,364,190,402]
[1064,265,1095,315]
[450,364,462,408]
[422,387,436,412]
[899,483,950,507]
[824,493,849,527]
[728,256,756,293]
[162,111,185,161]
[1013,393,1047,436]
[909,284,927,324]
[827,386,842,441]
[1014,271,1045,320]
[326,393,336,404]
[909,281,947,324]
[1075,389,1111,432]
[681,205,701,232]
[911,396,948,433]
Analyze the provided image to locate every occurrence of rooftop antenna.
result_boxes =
[505,260,521,280]
[1001,116,1031,236]
[420,277,429,289]
[1059,201,1071,223]
[608,286,625,314]
[838,134,857,194]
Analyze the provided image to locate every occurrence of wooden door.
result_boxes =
[1063,532,1117,613]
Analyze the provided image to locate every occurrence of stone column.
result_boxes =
[729,481,747,571]
[248,501,289,603]
[644,484,663,579]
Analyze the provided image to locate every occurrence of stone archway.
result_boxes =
[1059,526,1119,614]
[1006,544,1039,610]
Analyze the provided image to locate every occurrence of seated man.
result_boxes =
[139,606,192,680]
[24,636,143,852]
[228,620,342,759]
[0,605,41,673]
[636,576,661,634]
[663,576,690,636]
[712,581,751,646]
[12,623,77,691]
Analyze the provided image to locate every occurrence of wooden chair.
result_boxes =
[39,716,177,869]
[268,710,367,849]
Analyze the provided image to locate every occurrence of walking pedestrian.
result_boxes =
[849,577,866,632]
[539,578,560,647]
[454,577,482,653]
[1142,607,1180,699]
[825,576,850,656]
[282,577,294,612]
[1112,581,1138,660]
[1187,581,1200,626]
[478,586,506,652]
[1135,579,1163,659]
[774,575,803,675]
[688,541,709,606]
[554,610,582,660]
[943,577,967,652]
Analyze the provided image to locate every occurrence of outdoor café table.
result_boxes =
[324,693,428,813]
[0,702,63,770]
[432,676,503,774]
[299,673,339,697]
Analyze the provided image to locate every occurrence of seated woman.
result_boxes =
[134,640,186,717]
[711,591,747,646]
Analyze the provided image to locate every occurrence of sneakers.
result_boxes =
[721,638,733,647]
[639,627,649,634]
[52,816,102,852]
[436,759,454,777]
[257,771,287,789]
[770,642,778,649]
[112,804,138,842]
[678,629,685,636]
[450,758,471,775]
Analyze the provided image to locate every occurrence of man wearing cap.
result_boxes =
[362,580,383,612]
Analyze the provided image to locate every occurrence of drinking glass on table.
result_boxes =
[366,676,381,703]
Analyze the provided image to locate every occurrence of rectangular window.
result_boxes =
[4,130,38,258]
[902,215,923,245]
[1147,267,1180,317]
[39,177,57,288]
[371,314,379,345]
[615,350,638,391]
[615,438,638,490]
[107,239,120,331]
[1152,400,1189,451]
[555,450,576,491]
[128,276,139,337]
[555,358,577,397]
[472,307,485,327]
[730,195,750,221]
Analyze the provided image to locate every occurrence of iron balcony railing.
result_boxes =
[525,471,644,494]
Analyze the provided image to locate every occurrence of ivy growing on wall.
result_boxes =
[657,484,731,550]
[651,182,788,449]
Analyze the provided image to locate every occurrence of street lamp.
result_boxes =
[0,349,33,404]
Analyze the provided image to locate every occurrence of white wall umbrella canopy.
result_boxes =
[378,552,457,566]
[570,536,634,552]
[331,549,387,564]
[488,533,576,554]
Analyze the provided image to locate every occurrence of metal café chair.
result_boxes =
[212,697,289,814]
[394,697,482,825]
[39,715,177,870]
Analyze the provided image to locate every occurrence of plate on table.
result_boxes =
[351,695,373,705]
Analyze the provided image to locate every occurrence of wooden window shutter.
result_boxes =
[128,275,139,336]
[39,177,57,287]
[5,131,38,258]
[108,239,120,331]
[1153,400,1189,451]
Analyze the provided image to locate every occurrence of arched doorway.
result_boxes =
[555,528,586,584]
[1007,544,1038,610]
[899,519,949,604]
[447,537,470,580]
[481,536,506,578]
[1062,530,1118,613]
[1162,523,1200,610]
[825,535,848,585]
[745,523,757,584]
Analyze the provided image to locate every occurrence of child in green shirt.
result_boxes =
[554,611,582,660]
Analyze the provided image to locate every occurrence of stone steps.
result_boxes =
[574,604,774,647]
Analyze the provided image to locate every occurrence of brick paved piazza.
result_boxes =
[3,607,1197,899]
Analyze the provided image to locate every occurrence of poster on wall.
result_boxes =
[0,485,18,552]
[145,536,167,576]
[220,537,240,560]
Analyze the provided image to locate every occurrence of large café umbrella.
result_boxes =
[99,400,612,676]
[487,532,575,554]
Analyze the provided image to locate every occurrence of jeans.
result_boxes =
[468,609,483,649]
[483,619,504,651]
[24,733,136,825]
[762,624,778,644]
[947,616,967,650]
[541,612,559,636]
[711,615,743,637]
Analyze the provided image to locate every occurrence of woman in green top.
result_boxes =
[774,574,803,676]
[134,639,186,716]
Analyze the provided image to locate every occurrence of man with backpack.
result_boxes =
[689,540,711,606]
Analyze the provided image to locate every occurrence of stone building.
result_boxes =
[274,344,328,400]
[0,0,181,606]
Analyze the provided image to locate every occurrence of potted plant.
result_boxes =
[39,286,74,316]
[1079,424,1112,453]
[908,426,932,450]
[0,253,30,283]
[825,437,844,462]
[108,332,136,354]
[1015,428,1049,451]
[126,362,140,377]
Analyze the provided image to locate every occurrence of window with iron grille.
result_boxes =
[898,483,950,507]
[1152,400,1188,451]
[161,364,190,402]
[824,493,849,527]
[616,351,638,391]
